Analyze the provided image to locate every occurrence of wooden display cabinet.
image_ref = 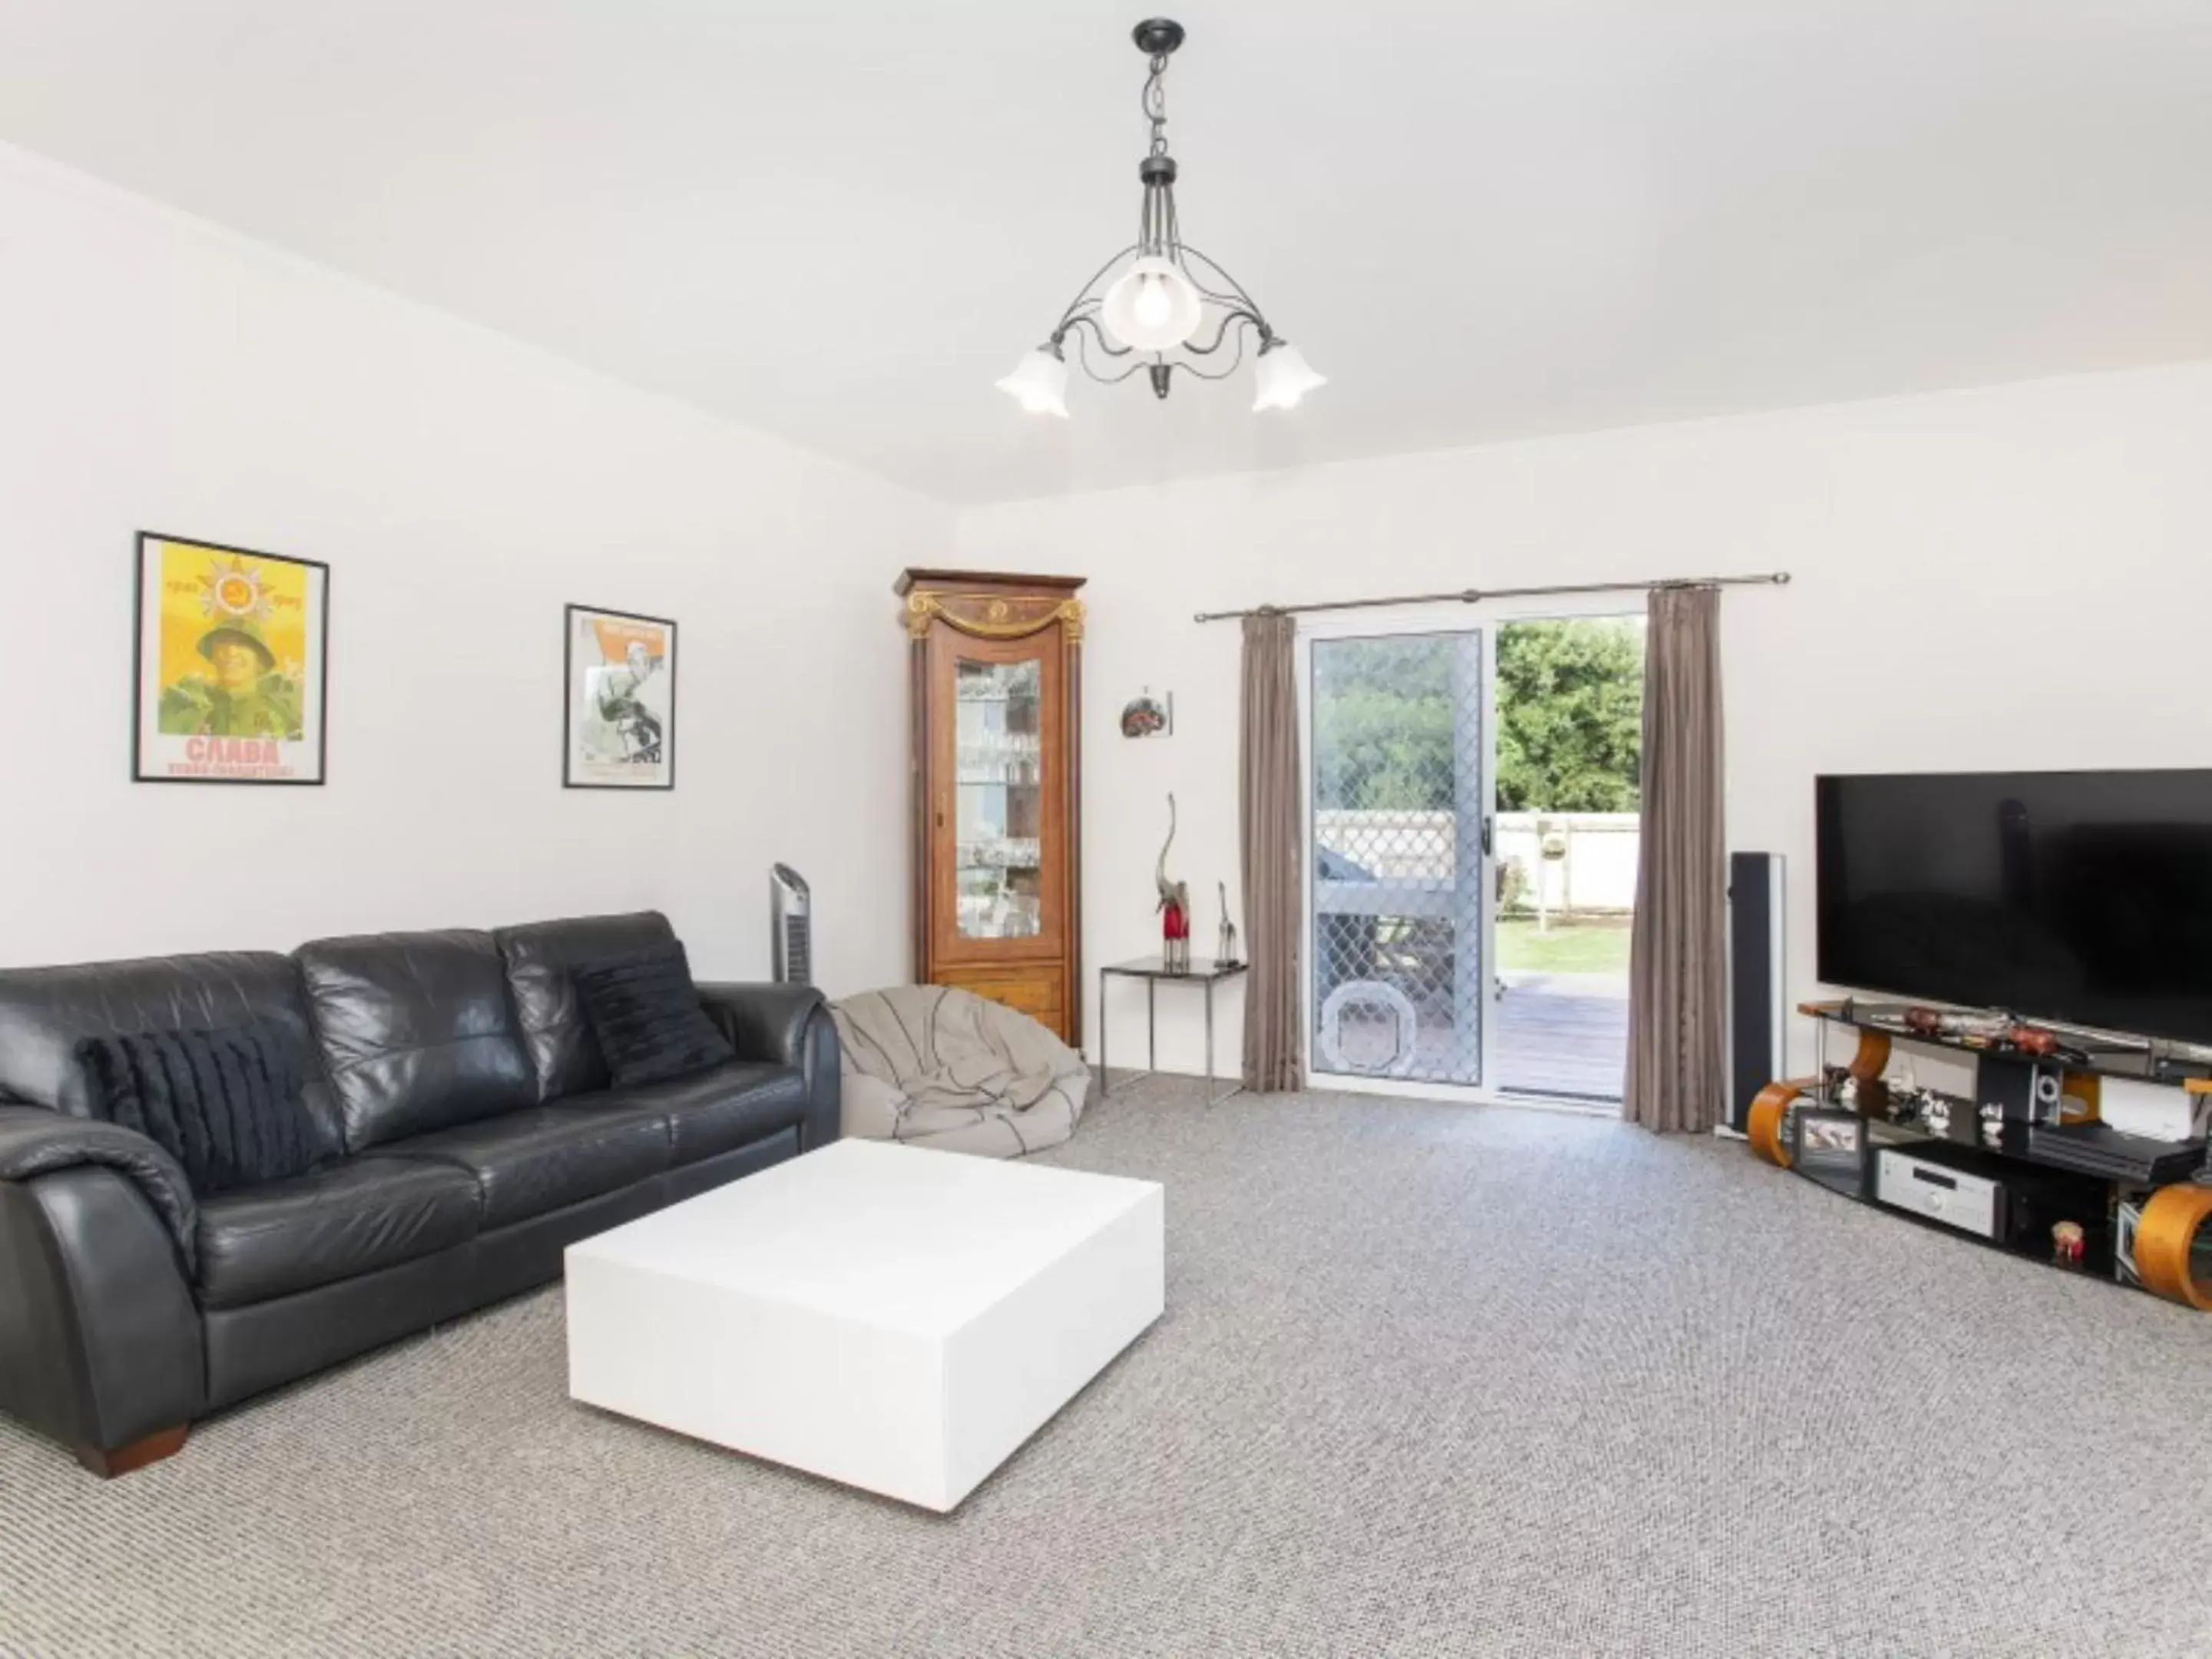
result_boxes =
[898,568,1085,1043]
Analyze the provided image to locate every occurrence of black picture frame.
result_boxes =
[131,530,331,786]
[1793,1108,1867,1194]
[562,603,678,790]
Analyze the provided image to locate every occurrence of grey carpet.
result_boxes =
[4,1076,2210,1657]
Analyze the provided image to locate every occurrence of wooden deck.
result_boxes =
[1312,969,1628,1101]
[1494,970,1628,1101]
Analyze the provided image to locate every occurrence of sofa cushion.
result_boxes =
[0,951,343,1155]
[296,930,536,1153]
[389,1105,671,1229]
[195,1157,484,1310]
[76,1022,316,1197]
[572,1060,809,1167]
[572,942,735,1088]
[493,912,676,1102]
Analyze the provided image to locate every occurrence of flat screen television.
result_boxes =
[1816,769,2212,1045]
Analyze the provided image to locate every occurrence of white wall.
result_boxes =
[956,359,2212,1079]
[0,146,950,985]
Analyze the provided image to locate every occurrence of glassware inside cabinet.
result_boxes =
[953,657,1046,940]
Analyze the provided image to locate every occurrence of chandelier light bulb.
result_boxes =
[1101,257,1204,352]
[1252,339,1327,412]
[995,347,1071,418]
[1133,278,1174,330]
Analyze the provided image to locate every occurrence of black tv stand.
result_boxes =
[1746,999,2212,1312]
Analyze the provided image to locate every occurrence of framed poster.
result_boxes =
[564,604,677,789]
[133,531,329,785]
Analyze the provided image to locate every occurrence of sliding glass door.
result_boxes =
[1308,631,1492,1088]
[1306,614,1644,1102]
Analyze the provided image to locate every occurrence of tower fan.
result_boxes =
[770,864,812,985]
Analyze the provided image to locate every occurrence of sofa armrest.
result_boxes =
[695,982,823,1067]
[695,984,842,1153]
[0,1161,207,1459]
[0,1106,197,1273]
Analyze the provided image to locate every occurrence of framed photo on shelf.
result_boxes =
[563,604,677,790]
[1793,1108,1866,1192]
[132,531,329,785]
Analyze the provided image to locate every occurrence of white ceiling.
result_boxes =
[2,2,2209,504]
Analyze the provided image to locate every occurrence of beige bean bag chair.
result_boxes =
[830,985,1091,1157]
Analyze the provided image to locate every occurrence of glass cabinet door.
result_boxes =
[953,657,1047,941]
[931,631,1065,965]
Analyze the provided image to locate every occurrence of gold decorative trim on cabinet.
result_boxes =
[903,591,1084,644]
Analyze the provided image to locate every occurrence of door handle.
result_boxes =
[1479,814,1494,856]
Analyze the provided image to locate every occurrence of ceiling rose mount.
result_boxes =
[995,18,1325,419]
[1130,18,1184,56]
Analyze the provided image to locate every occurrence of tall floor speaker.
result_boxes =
[1727,852,1785,1133]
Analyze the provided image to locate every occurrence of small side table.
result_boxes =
[1099,956,1250,1107]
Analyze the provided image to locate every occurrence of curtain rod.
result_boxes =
[1190,571,1791,624]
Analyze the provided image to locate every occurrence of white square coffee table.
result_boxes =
[565,1138,1164,1512]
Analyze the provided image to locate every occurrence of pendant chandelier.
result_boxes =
[996,18,1326,419]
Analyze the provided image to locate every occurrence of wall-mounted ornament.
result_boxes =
[1121,688,1174,738]
[1156,793,1190,973]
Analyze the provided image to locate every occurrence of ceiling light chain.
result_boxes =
[995,18,1326,419]
[1144,52,1175,179]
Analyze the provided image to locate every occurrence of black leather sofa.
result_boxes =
[0,910,839,1476]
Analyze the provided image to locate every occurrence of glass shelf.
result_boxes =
[1803,998,2212,1085]
[953,654,1047,942]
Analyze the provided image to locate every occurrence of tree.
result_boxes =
[1493,619,1644,812]
[1311,635,1455,811]
[1310,620,1643,814]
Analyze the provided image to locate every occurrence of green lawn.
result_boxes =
[1495,918,1633,975]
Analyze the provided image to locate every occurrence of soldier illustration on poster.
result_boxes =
[133,532,329,784]
[564,604,677,789]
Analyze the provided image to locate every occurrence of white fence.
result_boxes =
[1313,810,1638,919]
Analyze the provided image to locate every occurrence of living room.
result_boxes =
[5,5,2212,1654]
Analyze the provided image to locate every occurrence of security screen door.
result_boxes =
[1309,630,1492,1088]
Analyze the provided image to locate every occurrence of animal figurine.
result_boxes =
[1216,879,1240,968]
[1156,793,1191,972]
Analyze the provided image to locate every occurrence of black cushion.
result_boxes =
[75,1024,315,1197]
[296,929,538,1153]
[0,951,343,1154]
[195,1157,484,1310]
[389,1105,671,1228]
[572,942,735,1088]
[493,912,677,1102]
[571,1060,809,1166]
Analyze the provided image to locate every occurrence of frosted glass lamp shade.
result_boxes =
[1252,339,1326,412]
[1100,257,1204,352]
[995,348,1070,418]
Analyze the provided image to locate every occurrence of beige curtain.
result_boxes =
[1240,611,1304,1092]
[1623,585,1726,1131]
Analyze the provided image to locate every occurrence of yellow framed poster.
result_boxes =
[564,603,677,789]
[132,531,329,785]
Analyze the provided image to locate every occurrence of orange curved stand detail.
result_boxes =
[1748,1079,1816,1168]
[1843,1028,1891,1081]
[2134,1184,2212,1310]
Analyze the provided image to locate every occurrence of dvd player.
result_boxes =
[1873,1141,2105,1250]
